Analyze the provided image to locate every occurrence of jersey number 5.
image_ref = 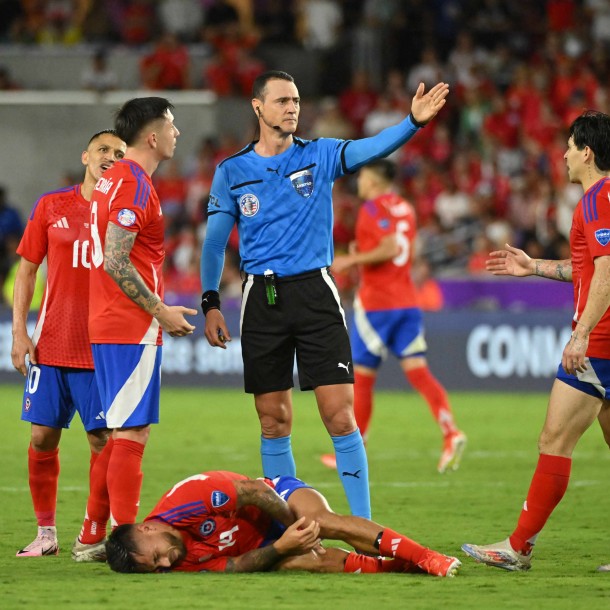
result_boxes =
[392,220,410,267]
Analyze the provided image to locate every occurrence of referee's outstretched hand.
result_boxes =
[409,81,450,126]
[204,308,232,349]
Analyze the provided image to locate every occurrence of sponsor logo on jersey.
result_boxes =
[117,209,137,227]
[211,491,230,508]
[595,228,610,246]
[199,518,217,537]
[290,169,314,198]
[24,397,31,412]
[208,194,220,208]
[239,193,260,217]
[95,176,114,194]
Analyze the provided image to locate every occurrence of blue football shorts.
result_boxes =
[21,363,106,432]
[556,356,610,398]
[92,344,162,429]
[351,300,428,369]
[259,476,313,547]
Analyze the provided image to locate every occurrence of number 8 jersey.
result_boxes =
[17,185,94,368]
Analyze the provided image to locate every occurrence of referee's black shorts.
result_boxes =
[240,268,354,394]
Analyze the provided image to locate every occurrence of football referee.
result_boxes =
[200,70,449,518]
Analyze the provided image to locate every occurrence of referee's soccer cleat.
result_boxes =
[416,549,461,577]
[438,431,467,473]
[16,531,59,557]
[71,537,107,562]
[597,563,610,572]
[461,538,532,571]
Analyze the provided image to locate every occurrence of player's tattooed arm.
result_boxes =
[223,544,283,573]
[234,479,295,527]
[104,223,162,314]
[222,517,320,573]
[534,258,572,282]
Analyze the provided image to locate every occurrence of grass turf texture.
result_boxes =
[1,384,609,610]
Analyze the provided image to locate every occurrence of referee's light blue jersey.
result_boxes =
[208,137,350,277]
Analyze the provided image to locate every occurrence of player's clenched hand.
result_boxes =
[486,243,534,277]
[204,308,231,349]
[410,81,449,125]
[273,517,321,557]
[155,305,197,337]
[11,331,36,376]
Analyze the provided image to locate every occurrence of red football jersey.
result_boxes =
[355,193,419,311]
[145,471,273,572]
[570,176,610,358]
[17,185,94,368]
[88,159,165,345]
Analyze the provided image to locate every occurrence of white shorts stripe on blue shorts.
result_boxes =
[92,344,162,429]
[556,356,610,398]
[21,363,105,432]
[351,300,427,369]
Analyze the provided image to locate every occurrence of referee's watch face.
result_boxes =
[258,79,300,135]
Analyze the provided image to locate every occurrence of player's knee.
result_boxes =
[30,426,60,451]
[320,409,357,436]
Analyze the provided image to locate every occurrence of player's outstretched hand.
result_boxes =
[486,243,534,277]
[155,305,197,337]
[273,517,321,557]
[204,308,232,348]
[11,331,36,376]
[410,81,449,125]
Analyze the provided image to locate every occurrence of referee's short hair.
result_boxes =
[252,70,295,100]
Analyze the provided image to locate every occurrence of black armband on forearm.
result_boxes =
[408,112,427,128]
[201,290,221,316]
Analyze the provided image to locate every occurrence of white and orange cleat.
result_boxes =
[438,431,467,473]
[462,538,532,571]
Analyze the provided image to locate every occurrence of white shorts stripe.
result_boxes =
[106,344,158,428]
[241,275,254,335]
[354,297,388,359]
[321,268,346,327]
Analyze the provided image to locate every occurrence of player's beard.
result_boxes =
[164,532,187,566]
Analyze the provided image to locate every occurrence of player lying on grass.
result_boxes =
[105,470,460,576]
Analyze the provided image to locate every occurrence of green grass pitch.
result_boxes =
[1,384,609,609]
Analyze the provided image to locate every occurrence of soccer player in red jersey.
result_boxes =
[321,160,466,474]
[463,111,610,572]
[105,470,461,577]
[12,130,126,557]
[75,98,197,560]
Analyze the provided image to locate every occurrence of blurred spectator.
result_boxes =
[254,0,297,44]
[114,0,158,45]
[0,186,24,297]
[140,32,191,90]
[406,46,446,93]
[362,94,403,138]
[36,0,91,45]
[311,97,355,140]
[158,0,204,42]
[412,257,444,311]
[0,0,22,42]
[81,48,118,93]
[339,70,378,137]
[154,159,188,225]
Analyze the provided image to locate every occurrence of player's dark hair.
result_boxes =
[364,159,397,183]
[252,70,294,101]
[105,524,142,573]
[114,97,174,146]
[87,129,120,146]
[569,110,610,171]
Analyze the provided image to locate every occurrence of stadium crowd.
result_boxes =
[0,0,608,307]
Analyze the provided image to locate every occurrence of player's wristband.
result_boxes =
[408,112,427,128]
[201,290,221,316]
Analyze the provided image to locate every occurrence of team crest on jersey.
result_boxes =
[290,169,314,198]
[117,209,136,227]
[24,397,31,412]
[199,518,216,537]
[239,193,260,217]
[595,228,610,246]
[211,491,230,508]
